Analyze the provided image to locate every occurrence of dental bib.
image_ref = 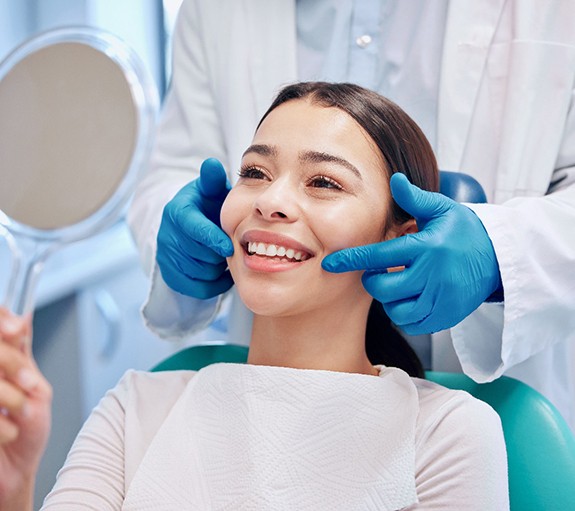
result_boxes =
[122,363,419,510]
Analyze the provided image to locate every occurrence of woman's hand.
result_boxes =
[0,308,52,509]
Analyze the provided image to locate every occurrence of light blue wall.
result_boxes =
[0,0,164,94]
[0,0,35,59]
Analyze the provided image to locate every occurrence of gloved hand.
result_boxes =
[322,173,502,335]
[156,158,234,299]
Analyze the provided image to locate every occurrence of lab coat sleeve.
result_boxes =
[452,83,575,382]
[127,0,229,337]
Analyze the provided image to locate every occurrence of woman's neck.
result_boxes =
[247,300,378,377]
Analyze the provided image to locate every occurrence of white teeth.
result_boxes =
[246,241,308,261]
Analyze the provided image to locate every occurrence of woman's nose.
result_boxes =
[253,180,298,221]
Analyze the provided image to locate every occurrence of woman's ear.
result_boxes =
[398,218,418,236]
[385,218,417,240]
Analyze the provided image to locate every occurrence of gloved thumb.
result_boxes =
[198,158,231,199]
[390,173,451,221]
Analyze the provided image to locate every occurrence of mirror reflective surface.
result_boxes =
[0,42,137,229]
[0,27,158,315]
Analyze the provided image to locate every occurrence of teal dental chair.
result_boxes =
[150,173,575,508]
[151,343,575,510]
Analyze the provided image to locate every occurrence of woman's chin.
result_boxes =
[239,296,294,318]
[235,286,304,318]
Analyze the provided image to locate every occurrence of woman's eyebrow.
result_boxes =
[299,150,362,179]
[242,144,278,158]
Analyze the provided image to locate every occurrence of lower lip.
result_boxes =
[242,250,309,273]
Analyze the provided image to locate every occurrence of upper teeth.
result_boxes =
[247,241,308,261]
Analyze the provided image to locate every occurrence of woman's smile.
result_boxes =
[240,229,315,272]
[242,248,309,272]
[246,242,311,262]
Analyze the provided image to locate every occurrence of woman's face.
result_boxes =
[221,98,393,317]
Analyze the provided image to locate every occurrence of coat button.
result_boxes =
[355,34,372,49]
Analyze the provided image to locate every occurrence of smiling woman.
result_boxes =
[222,82,439,378]
[1,82,508,510]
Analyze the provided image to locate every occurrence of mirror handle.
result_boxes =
[94,289,121,361]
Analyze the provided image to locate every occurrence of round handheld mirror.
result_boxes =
[0,27,158,318]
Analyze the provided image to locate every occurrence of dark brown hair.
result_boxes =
[259,82,439,377]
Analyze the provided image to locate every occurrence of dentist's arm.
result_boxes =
[156,158,234,299]
[322,173,502,335]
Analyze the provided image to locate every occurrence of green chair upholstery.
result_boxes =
[152,343,575,510]
[426,371,575,510]
[152,343,249,372]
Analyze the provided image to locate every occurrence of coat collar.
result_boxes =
[437,0,507,170]
[245,0,298,120]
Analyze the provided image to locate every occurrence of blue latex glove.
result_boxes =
[156,158,234,299]
[322,173,502,335]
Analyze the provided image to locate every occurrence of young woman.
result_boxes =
[0,82,508,510]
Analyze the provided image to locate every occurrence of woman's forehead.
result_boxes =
[252,99,384,167]
[253,98,379,153]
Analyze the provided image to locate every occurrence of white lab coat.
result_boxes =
[128,0,575,426]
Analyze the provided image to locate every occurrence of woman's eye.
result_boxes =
[308,175,343,190]
[238,166,268,180]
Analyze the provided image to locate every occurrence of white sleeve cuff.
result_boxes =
[450,303,506,383]
[141,263,222,341]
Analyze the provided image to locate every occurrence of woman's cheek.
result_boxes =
[319,209,385,253]
[220,192,238,238]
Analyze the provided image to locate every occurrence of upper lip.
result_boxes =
[240,230,315,257]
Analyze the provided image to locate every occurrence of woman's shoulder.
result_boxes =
[411,375,481,405]
[377,367,498,423]
[102,368,200,432]
[407,375,504,447]
[403,377,509,508]
[372,368,507,506]
[113,368,198,404]
[411,376,499,422]
[109,369,200,483]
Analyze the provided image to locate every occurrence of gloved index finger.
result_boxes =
[321,236,415,273]
[198,158,231,199]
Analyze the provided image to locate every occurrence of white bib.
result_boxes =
[123,363,419,510]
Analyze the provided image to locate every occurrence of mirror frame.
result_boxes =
[0,26,159,243]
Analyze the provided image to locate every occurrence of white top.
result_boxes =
[41,364,508,510]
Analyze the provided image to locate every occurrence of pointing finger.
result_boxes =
[322,236,416,273]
